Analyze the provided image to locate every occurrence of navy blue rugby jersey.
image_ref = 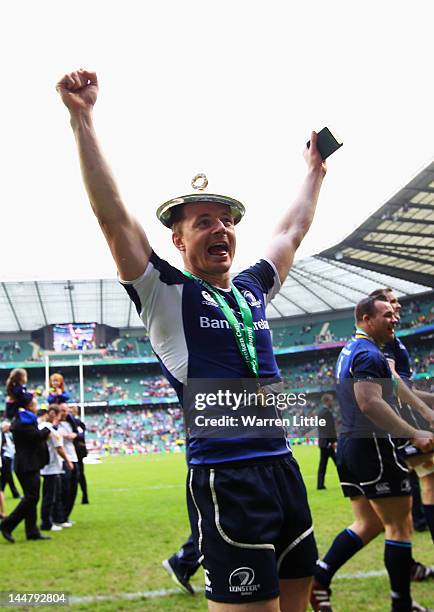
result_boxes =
[383,337,412,385]
[120,251,291,465]
[335,336,395,437]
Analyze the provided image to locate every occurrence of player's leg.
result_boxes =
[162,533,200,595]
[311,435,388,611]
[279,577,312,612]
[405,411,434,541]
[410,471,428,532]
[370,495,414,612]
[317,448,328,489]
[0,490,5,519]
[316,495,383,581]
[348,495,384,541]
[311,496,383,610]
[419,472,434,541]
[276,456,318,612]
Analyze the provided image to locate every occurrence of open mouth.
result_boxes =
[207,242,229,256]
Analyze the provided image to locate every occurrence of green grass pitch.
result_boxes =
[0,446,432,611]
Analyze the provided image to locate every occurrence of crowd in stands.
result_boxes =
[280,357,336,392]
[0,296,432,364]
[84,402,330,455]
[64,374,177,404]
[86,408,185,455]
[1,346,431,411]
[399,300,434,329]
[0,342,24,362]
[412,350,434,375]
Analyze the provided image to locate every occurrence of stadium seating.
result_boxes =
[0,298,431,366]
[0,340,34,362]
[328,317,354,341]
[85,408,185,454]
[272,322,324,349]
[13,344,429,408]
[399,295,434,329]
[114,335,153,358]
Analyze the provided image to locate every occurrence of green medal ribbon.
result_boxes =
[183,271,260,379]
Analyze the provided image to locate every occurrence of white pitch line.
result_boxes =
[336,569,387,579]
[69,570,388,605]
[69,588,189,604]
[98,484,184,492]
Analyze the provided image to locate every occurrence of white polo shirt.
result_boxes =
[40,422,64,476]
[58,420,78,463]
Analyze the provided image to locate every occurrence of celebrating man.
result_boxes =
[310,295,434,612]
[57,68,328,611]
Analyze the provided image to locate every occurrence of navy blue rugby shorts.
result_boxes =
[186,454,317,604]
[336,435,411,499]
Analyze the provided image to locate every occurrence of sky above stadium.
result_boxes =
[1,1,433,281]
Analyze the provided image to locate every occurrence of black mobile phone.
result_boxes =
[307,127,343,160]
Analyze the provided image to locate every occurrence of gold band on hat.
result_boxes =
[156,174,245,228]
[191,173,209,191]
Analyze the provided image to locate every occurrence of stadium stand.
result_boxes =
[114,335,153,358]
[0,340,33,362]
[85,408,185,455]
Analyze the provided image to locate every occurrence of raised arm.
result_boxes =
[265,132,326,283]
[56,69,152,280]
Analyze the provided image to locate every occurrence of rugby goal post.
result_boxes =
[44,350,96,421]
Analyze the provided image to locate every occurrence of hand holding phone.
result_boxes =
[307,127,343,160]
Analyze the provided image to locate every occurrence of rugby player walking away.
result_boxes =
[57,68,328,612]
[310,296,434,612]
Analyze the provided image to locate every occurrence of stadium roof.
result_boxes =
[265,256,429,319]
[320,160,434,288]
[0,259,430,331]
[0,161,432,331]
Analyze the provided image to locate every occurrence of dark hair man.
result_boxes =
[57,68,328,612]
[310,296,434,612]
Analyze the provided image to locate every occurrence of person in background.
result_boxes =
[316,393,338,490]
[40,405,73,532]
[47,373,71,405]
[70,405,89,504]
[0,453,5,519]
[163,534,200,595]
[54,404,79,528]
[1,421,20,499]
[5,368,33,420]
[0,397,51,543]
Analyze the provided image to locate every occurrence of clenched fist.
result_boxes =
[56,69,98,115]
